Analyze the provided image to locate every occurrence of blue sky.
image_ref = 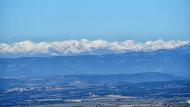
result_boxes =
[0,0,190,43]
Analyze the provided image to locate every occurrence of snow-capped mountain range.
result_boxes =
[0,39,190,57]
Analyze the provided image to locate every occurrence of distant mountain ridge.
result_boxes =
[0,44,189,77]
[0,39,189,58]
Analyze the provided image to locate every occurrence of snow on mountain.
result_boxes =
[0,39,189,57]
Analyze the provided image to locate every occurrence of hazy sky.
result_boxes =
[0,0,190,43]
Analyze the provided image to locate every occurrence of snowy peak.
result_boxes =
[0,39,189,57]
